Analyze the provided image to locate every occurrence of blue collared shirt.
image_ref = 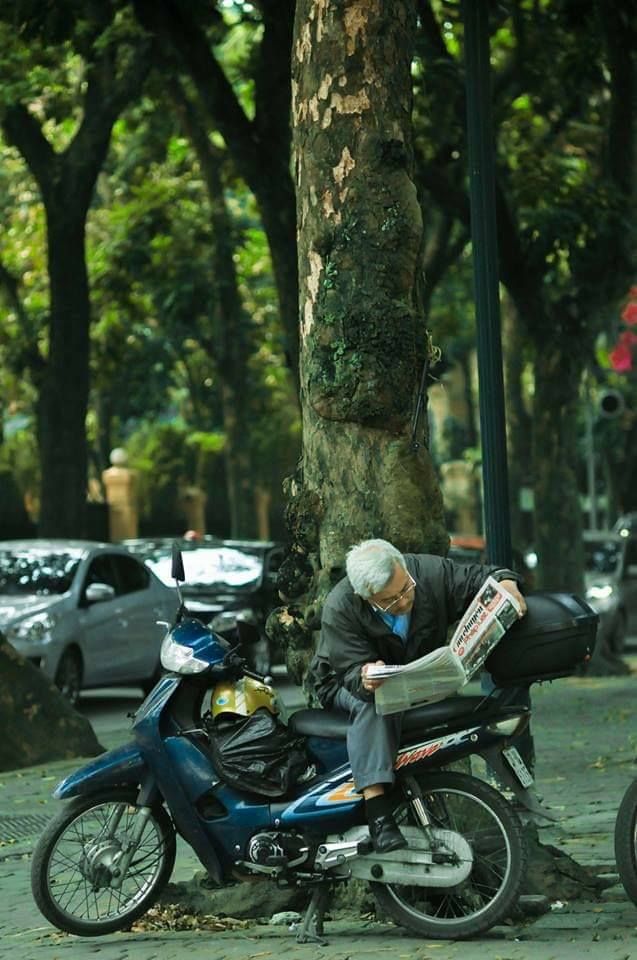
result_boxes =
[376,610,411,642]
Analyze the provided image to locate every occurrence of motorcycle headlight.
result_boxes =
[160,631,209,674]
[210,608,255,633]
[6,612,57,645]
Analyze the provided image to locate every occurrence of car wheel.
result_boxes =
[54,649,83,707]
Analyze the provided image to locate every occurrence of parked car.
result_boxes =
[0,540,179,705]
[120,536,286,673]
[583,530,637,654]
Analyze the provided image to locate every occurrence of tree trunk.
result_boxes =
[169,83,260,540]
[0,633,102,772]
[132,0,301,391]
[2,32,150,538]
[269,0,446,680]
[532,344,584,594]
[37,215,91,536]
[502,297,533,553]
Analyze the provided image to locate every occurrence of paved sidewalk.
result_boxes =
[1,663,636,960]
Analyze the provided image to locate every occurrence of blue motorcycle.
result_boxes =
[30,547,596,943]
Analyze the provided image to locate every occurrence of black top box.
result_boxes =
[484,592,598,687]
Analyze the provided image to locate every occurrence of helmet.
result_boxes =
[211,677,279,719]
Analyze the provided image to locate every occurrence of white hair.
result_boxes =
[345,539,407,598]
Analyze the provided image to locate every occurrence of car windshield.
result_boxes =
[584,539,622,576]
[146,546,263,591]
[0,549,82,595]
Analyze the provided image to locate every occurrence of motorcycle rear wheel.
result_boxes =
[31,788,176,936]
[615,779,637,905]
[370,771,526,939]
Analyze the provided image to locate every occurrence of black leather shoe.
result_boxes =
[368,813,407,853]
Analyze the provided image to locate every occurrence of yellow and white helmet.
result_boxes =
[211,677,279,719]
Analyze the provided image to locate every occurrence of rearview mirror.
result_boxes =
[171,541,185,582]
[85,582,116,604]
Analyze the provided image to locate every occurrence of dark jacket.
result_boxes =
[309,553,520,707]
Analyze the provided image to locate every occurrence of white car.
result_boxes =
[0,539,179,704]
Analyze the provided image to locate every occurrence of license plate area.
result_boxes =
[502,745,534,788]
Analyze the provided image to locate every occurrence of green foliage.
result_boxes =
[126,421,198,535]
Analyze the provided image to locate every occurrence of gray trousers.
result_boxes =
[333,687,402,791]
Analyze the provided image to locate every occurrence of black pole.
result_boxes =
[462,0,512,568]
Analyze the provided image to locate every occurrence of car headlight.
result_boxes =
[160,632,209,674]
[586,584,614,601]
[210,608,255,633]
[585,583,616,614]
[6,612,57,645]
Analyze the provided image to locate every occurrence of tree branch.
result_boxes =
[1,105,57,201]
[0,258,46,376]
[66,38,152,207]
[131,0,260,184]
[600,1,636,196]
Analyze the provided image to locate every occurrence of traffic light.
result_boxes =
[597,389,625,419]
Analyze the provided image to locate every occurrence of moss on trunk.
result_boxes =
[0,633,103,772]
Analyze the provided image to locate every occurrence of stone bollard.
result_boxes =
[102,448,139,541]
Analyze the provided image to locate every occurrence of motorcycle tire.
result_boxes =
[31,787,176,936]
[614,779,637,906]
[370,770,526,939]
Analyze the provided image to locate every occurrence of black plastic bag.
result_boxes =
[206,707,312,798]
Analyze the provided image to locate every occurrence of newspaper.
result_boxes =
[369,576,522,716]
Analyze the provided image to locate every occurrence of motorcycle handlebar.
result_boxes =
[221,651,273,686]
[243,667,274,686]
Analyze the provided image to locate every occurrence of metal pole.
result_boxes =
[462,0,512,568]
[585,376,597,530]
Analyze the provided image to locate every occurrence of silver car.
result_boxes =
[0,540,179,704]
[584,530,637,654]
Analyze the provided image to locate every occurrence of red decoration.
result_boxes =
[610,288,637,372]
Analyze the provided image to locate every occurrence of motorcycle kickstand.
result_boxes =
[294,883,330,946]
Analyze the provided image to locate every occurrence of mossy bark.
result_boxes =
[270,0,446,682]
[0,633,103,772]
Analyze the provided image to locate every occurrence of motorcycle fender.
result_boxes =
[53,743,148,800]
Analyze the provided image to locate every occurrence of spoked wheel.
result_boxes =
[370,771,526,939]
[54,649,83,706]
[615,779,637,906]
[31,788,176,936]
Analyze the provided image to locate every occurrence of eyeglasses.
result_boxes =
[370,572,416,613]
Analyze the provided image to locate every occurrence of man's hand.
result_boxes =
[500,579,527,616]
[362,660,386,692]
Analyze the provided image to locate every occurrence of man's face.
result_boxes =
[368,564,416,615]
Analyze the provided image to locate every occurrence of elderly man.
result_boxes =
[310,538,526,853]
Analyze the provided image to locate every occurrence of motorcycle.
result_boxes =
[614,776,637,906]
[30,547,596,944]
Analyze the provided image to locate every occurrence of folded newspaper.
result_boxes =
[368,576,522,716]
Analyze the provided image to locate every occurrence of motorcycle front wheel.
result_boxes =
[370,771,526,939]
[615,779,637,905]
[31,788,176,936]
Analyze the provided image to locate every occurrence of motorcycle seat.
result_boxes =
[288,694,507,740]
